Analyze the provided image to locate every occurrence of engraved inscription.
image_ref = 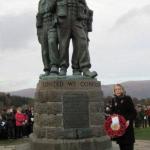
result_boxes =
[39,80,101,89]
[63,93,89,129]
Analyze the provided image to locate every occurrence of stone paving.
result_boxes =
[0,143,30,150]
[112,140,150,150]
[0,140,149,150]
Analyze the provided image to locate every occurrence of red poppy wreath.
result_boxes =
[104,114,127,138]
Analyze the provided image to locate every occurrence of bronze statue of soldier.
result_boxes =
[71,6,94,76]
[37,0,97,78]
[36,0,59,77]
[56,0,97,78]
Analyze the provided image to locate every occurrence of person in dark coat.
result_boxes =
[111,84,137,150]
[6,108,16,139]
[27,107,34,134]
[0,113,7,139]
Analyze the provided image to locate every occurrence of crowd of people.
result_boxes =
[135,105,150,128]
[0,106,34,139]
[105,102,150,128]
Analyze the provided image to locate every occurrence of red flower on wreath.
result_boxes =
[104,114,127,138]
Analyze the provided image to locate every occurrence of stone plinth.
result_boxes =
[30,77,112,150]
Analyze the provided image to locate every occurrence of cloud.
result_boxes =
[1,1,150,91]
[0,50,42,92]
[112,5,150,29]
[88,4,150,84]
[0,79,33,92]
[107,5,150,51]
[93,4,150,52]
[0,0,38,15]
[0,12,37,51]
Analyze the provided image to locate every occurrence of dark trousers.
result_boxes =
[58,17,91,70]
[16,126,23,138]
[143,119,147,128]
[37,21,58,72]
[7,126,15,138]
[119,143,134,150]
[148,117,150,127]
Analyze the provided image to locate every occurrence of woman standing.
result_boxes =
[15,107,24,138]
[111,84,137,150]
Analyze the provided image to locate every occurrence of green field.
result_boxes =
[135,127,150,140]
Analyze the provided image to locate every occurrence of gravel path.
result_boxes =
[0,140,149,150]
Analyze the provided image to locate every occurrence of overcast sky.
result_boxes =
[0,0,150,92]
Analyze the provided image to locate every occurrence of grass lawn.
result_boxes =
[135,127,150,140]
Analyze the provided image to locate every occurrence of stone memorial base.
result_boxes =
[30,77,112,150]
[30,135,111,150]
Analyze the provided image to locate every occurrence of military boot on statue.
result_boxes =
[82,68,97,78]
[39,70,50,79]
[59,67,67,76]
[73,69,82,76]
[50,65,59,75]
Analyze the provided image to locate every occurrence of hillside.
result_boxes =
[9,80,150,99]
[102,80,150,99]
[10,88,35,98]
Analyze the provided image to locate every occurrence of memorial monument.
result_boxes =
[30,0,112,150]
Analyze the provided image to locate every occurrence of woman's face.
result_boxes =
[114,85,123,96]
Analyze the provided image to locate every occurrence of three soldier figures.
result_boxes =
[36,0,97,78]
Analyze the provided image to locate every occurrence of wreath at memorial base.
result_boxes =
[104,114,127,138]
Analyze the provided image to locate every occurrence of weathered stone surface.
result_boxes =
[47,102,62,114]
[46,127,64,139]
[89,102,104,113]
[33,125,63,139]
[76,127,106,138]
[30,135,112,150]
[90,113,105,126]
[33,125,46,138]
[62,129,77,139]
[76,128,92,138]
[87,90,103,102]
[33,113,39,124]
[91,126,106,137]
[35,114,63,127]
[34,102,62,114]
[35,90,63,102]
[31,79,112,150]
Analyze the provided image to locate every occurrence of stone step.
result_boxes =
[0,140,150,150]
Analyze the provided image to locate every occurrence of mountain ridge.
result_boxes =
[8,80,150,99]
